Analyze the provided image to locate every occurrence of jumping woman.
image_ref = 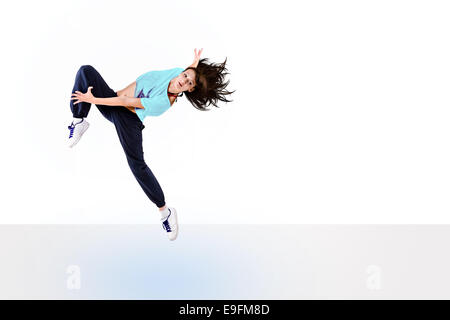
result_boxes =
[68,48,233,241]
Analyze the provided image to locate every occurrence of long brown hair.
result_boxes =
[184,58,234,111]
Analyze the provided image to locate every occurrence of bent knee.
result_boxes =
[79,65,95,73]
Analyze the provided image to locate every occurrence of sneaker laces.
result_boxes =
[162,210,172,232]
[68,119,83,138]
[68,123,75,138]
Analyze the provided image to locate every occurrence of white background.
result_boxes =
[0,0,449,224]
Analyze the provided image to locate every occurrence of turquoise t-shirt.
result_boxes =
[134,67,184,122]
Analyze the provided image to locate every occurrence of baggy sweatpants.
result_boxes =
[70,65,166,208]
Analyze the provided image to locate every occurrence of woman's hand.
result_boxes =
[71,87,95,105]
[191,48,203,68]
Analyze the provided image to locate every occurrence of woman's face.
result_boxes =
[170,69,197,93]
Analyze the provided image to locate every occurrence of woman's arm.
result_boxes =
[92,96,125,106]
[72,88,144,109]
[188,48,203,69]
[94,96,145,109]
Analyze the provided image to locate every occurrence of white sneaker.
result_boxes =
[67,119,89,148]
[161,207,179,241]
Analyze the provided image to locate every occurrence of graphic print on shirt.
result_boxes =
[136,88,153,98]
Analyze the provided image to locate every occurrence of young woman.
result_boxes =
[68,49,233,241]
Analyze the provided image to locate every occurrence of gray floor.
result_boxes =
[0,224,449,299]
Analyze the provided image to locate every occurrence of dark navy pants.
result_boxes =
[70,65,166,208]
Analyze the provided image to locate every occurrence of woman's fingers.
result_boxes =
[71,94,83,104]
[73,88,92,94]
[71,87,94,104]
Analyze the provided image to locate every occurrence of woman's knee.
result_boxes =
[79,65,95,74]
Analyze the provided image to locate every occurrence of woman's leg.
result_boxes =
[70,65,116,122]
[111,109,166,208]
